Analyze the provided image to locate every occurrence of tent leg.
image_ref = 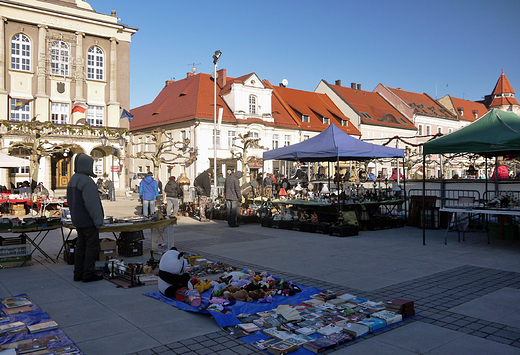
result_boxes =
[422,152,426,246]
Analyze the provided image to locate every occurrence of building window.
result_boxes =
[426,125,431,136]
[341,119,348,126]
[137,137,143,153]
[322,117,330,125]
[146,136,154,152]
[91,149,104,176]
[11,34,31,71]
[303,134,310,141]
[51,103,69,124]
[87,106,103,126]
[212,130,221,148]
[250,131,259,139]
[284,135,291,147]
[10,99,30,121]
[87,46,104,80]
[228,131,236,148]
[302,115,309,123]
[418,124,423,136]
[448,128,453,134]
[51,41,70,76]
[272,134,279,149]
[438,127,442,134]
[249,95,257,114]
[10,166,30,174]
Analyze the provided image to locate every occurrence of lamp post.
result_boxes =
[212,50,222,200]
[100,134,121,202]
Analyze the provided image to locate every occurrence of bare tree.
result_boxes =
[230,132,268,184]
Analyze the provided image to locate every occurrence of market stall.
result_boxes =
[422,109,520,244]
[262,124,405,230]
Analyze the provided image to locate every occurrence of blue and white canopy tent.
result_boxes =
[262,124,405,220]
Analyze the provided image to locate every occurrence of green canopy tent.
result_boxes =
[421,109,520,245]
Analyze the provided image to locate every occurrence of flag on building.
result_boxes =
[14,98,34,109]
[120,109,134,122]
[71,102,88,114]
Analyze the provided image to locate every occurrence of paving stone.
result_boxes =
[151,346,170,354]
[136,350,154,355]
[486,335,513,345]
[494,329,520,341]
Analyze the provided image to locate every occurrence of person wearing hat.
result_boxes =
[164,175,182,217]
[33,182,49,198]
[194,168,212,222]
[139,172,159,217]
[67,153,104,282]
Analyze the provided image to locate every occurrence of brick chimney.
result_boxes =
[165,79,175,87]
[217,68,226,88]
[186,72,195,78]
[335,80,341,87]
[357,84,361,90]
[351,82,356,89]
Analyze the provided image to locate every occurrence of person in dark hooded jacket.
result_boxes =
[67,153,105,283]
[194,168,212,222]
[224,171,243,227]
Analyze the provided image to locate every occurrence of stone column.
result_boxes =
[74,32,85,101]
[0,17,8,120]
[107,37,119,127]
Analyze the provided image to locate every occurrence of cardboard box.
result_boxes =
[98,238,117,260]
[99,249,116,261]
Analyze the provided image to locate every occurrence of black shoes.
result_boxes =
[230,225,240,228]
[73,275,82,282]
[82,274,104,283]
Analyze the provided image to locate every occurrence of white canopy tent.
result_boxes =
[0,153,29,168]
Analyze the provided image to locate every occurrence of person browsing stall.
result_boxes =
[194,168,212,222]
[164,175,183,217]
[66,153,104,283]
[139,172,159,217]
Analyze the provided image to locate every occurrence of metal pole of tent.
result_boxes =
[337,156,341,220]
[485,158,488,199]
[403,157,407,223]
[422,152,426,245]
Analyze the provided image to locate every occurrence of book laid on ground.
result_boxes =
[295,326,316,335]
[221,325,250,338]
[372,310,402,325]
[250,338,281,351]
[3,306,33,315]
[0,321,26,334]
[276,304,301,322]
[27,321,58,333]
[1,296,31,305]
[342,322,369,338]
[283,334,314,346]
[336,293,356,301]
[262,328,294,341]
[237,323,261,333]
[302,337,337,353]
[325,331,354,345]
[316,324,342,336]
[49,344,78,354]
[2,300,32,308]
[266,340,299,355]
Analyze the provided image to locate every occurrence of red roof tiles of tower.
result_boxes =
[492,71,516,96]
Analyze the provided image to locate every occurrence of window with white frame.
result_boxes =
[426,125,431,136]
[303,134,310,141]
[272,134,279,149]
[91,149,104,176]
[284,135,291,146]
[87,106,103,126]
[228,131,236,148]
[418,124,423,135]
[250,131,259,139]
[11,34,31,71]
[249,95,257,114]
[137,137,143,153]
[164,132,173,151]
[146,136,153,152]
[322,117,330,125]
[341,119,348,126]
[87,46,104,80]
[448,128,453,134]
[212,130,221,148]
[302,115,309,123]
[10,99,30,121]
[51,103,69,124]
[10,166,29,174]
[51,40,70,76]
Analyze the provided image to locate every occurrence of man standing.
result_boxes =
[194,168,212,222]
[67,153,104,283]
[224,171,243,227]
[139,172,159,217]
[164,176,182,217]
[264,173,274,199]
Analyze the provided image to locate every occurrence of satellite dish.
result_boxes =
[282,79,288,87]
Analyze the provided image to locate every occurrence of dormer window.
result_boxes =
[341,119,348,126]
[322,117,330,125]
[249,95,257,114]
[302,115,309,123]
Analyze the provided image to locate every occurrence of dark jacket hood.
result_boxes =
[235,171,243,179]
[74,153,96,177]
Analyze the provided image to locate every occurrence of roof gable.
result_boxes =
[385,87,456,120]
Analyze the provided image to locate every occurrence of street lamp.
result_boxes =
[100,134,116,201]
[213,50,222,199]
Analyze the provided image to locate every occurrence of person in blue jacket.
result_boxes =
[67,153,105,283]
[139,172,159,217]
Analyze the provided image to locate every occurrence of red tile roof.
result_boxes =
[265,81,361,136]
[492,71,516,95]
[385,87,456,120]
[327,82,416,130]
[449,97,488,122]
[489,96,520,107]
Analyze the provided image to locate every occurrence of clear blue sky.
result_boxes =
[87,0,520,110]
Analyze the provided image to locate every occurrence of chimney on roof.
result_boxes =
[165,79,175,87]
[351,82,356,89]
[335,80,341,87]
[217,68,226,88]
[186,72,195,78]
[357,84,361,90]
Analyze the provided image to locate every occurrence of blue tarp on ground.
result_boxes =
[0,294,81,352]
[145,283,324,328]
[263,124,404,162]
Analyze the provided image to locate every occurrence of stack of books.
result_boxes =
[27,320,59,333]
[372,310,403,325]
[386,299,415,318]
[0,321,27,335]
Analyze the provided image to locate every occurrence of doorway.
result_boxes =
[51,155,71,190]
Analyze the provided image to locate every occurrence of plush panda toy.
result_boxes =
[158,247,191,298]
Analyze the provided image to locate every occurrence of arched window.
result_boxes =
[11,34,31,71]
[249,95,257,114]
[87,46,104,80]
[51,41,70,76]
